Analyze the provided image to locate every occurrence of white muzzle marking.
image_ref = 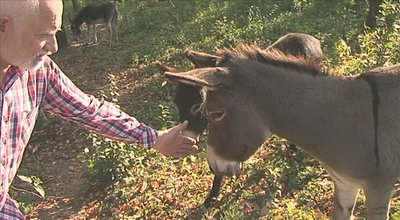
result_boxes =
[206,145,241,176]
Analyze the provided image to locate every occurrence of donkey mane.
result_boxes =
[216,44,324,76]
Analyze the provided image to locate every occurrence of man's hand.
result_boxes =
[153,121,199,157]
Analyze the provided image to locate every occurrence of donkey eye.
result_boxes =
[208,110,226,122]
[190,103,203,115]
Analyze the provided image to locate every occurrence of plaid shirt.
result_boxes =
[0,56,158,211]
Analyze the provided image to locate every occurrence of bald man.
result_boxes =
[0,1,197,218]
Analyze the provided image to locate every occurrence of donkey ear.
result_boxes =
[184,49,220,68]
[164,67,230,89]
[155,61,177,74]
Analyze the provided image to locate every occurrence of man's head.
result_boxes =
[0,0,63,72]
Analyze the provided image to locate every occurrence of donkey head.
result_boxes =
[157,50,222,141]
[70,18,82,37]
[165,38,324,176]
[165,60,273,176]
[71,25,81,37]
[157,62,208,140]
[165,33,323,141]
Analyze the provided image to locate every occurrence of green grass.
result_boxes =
[19,0,400,219]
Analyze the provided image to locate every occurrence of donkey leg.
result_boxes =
[331,180,358,220]
[87,25,95,43]
[203,175,223,208]
[364,185,393,220]
[109,29,113,44]
[112,20,118,42]
[114,25,118,41]
[93,25,98,43]
[107,22,113,44]
[87,25,91,43]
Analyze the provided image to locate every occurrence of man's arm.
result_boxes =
[41,59,158,149]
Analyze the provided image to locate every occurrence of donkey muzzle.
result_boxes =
[208,161,241,177]
[206,145,241,176]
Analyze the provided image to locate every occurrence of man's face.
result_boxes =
[0,0,63,71]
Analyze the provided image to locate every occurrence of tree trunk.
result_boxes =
[365,0,384,28]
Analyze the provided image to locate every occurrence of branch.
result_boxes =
[10,186,43,198]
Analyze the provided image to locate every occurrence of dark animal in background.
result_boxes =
[165,45,400,219]
[71,2,118,44]
[266,33,323,66]
[159,33,324,208]
[56,25,69,49]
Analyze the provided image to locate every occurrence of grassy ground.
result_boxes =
[14,0,400,219]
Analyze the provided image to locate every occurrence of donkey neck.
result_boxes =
[243,63,373,161]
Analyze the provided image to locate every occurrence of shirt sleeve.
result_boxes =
[40,58,158,149]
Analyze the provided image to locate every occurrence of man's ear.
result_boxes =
[0,17,11,39]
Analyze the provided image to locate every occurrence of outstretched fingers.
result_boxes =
[153,121,199,157]
[176,137,198,155]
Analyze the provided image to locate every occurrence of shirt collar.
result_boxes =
[3,66,27,92]
[7,66,26,78]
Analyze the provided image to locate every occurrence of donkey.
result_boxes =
[159,33,324,207]
[71,2,118,44]
[266,33,323,66]
[164,45,400,219]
